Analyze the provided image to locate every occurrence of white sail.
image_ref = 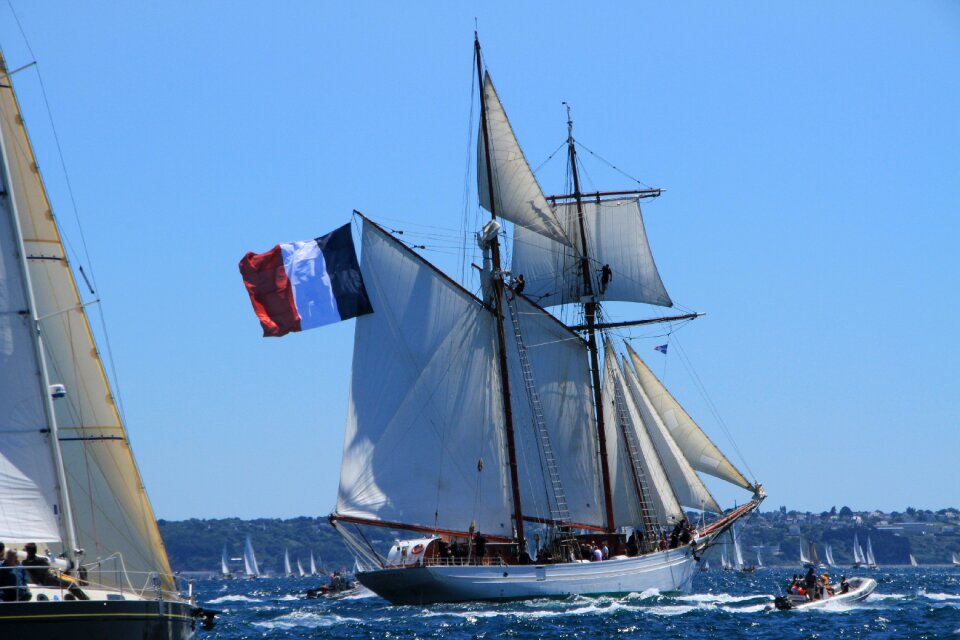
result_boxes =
[511,197,672,308]
[284,548,292,576]
[297,558,306,577]
[602,342,683,527]
[221,545,230,576]
[799,537,811,565]
[621,355,721,513]
[720,547,731,571]
[503,294,604,528]
[732,525,745,570]
[953,553,959,565]
[866,537,877,567]
[0,51,175,592]
[0,145,63,543]
[625,343,751,491]
[478,73,569,246]
[909,554,917,567]
[310,551,318,575]
[244,536,260,578]
[757,550,763,567]
[825,543,836,567]
[852,533,863,564]
[337,220,513,535]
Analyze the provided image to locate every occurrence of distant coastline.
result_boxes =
[158,507,960,575]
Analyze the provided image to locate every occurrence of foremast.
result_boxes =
[564,107,616,533]
[475,34,525,551]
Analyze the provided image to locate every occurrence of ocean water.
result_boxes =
[193,567,960,639]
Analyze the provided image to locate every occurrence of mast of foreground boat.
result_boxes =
[475,33,526,550]
[565,105,616,533]
[0,69,80,561]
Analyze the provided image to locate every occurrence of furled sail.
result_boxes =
[0,138,62,544]
[1,52,175,592]
[625,343,752,491]
[503,294,604,528]
[336,219,513,536]
[511,197,672,308]
[601,341,682,527]
[478,73,570,246]
[621,355,721,513]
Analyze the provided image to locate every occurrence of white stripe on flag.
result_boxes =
[281,241,341,329]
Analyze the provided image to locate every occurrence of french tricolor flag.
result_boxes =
[239,223,373,337]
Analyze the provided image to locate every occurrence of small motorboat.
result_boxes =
[774,576,877,610]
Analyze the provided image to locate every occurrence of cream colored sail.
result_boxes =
[478,73,570,246]
[624,342,751,491]
[621,355,721,513]
[0,53,175,592]
[602,341,682,526]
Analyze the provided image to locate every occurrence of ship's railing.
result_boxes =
[415,556,509,568]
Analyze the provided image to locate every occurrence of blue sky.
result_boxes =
[2,1,957,520]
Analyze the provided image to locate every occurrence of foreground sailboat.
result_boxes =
[326,36,764,605]
[0,52,205,637]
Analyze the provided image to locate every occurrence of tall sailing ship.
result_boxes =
[327,37,764,605]
[0,52,203,636]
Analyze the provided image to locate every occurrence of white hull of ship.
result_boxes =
[357,547,697,605]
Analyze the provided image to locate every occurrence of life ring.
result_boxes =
[411,543,425,555]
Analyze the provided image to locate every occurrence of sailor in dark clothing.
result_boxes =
[804,567,818,600]
[21,542,88,600]
[599,264,612,294]
[473,533,487,565]
[0,550,30,602]
[669,522,682,549]
[840,575,850,594]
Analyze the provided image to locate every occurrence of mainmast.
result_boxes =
[475,35,525,551]
[565,106,616,533]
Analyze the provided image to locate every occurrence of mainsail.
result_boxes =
[221,545,230,576]
[0,51,175,592]
[512,197,672,308]
[243,536,260,578]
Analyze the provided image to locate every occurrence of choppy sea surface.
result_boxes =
[193,567,960,639]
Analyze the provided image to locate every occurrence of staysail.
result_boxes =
[0,52,175,592]
[477,73,569,246]
[336,219,513,536]
[511,198,672,308]
[601,341,683,527]
[621,353,721,513]
[625,343,752,491]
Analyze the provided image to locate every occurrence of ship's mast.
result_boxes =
[475,35,526,551]
[565,106,616,533]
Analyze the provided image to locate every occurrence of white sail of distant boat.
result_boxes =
[284,548,293,576]
[732,526,745,571]
[221,545,231,577]
[243,537,261,578]
[310,552,319,576]
[702,559,710,572]
[297,558,306,577]
[720,548,732,571]
[824,543,836,567]
[865,537,877,568]
[800,537,812,566]
[909,554,918,567]
[324,34,764,605]
[757,550,763,568]
[852,532,865,566]
[952,552,960,566]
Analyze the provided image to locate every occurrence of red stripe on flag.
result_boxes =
[239,246,301,337]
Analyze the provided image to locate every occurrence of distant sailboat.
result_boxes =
[909,554,918,567]
[221,545,231,578]
[720,548,732,571]
[310,551,320,576]
[701,559,710,572]
[732,526,745,571]
[824,543,836,567]
[865,537,878,569]
[284,548,293,577]
[756,550,763,568]
[243,537,261,578]
[297,558,307,577]
[953,552,960,566]
[852,532,865,567]
[799,537,812,566]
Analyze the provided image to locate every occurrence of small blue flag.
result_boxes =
[654,344,668,354]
